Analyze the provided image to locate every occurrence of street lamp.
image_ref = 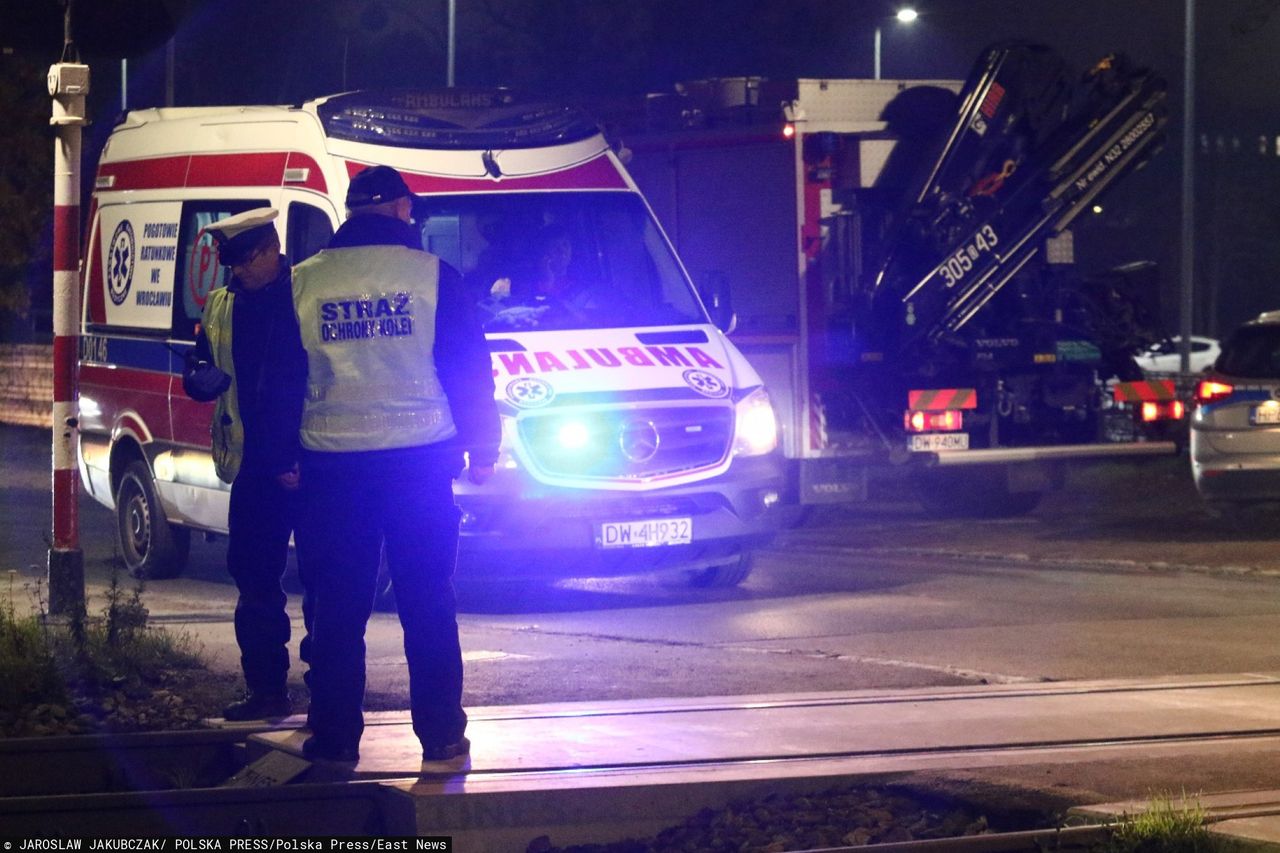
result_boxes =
[874,7,919,80]
[446,0,456,87]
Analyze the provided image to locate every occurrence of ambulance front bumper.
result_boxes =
[454,454,785,577]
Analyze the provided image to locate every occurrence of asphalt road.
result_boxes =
[4,423,1280,711]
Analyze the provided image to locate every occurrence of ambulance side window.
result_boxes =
[287,203,334,265]
[171,200,267,341]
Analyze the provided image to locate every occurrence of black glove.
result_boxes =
[184,361,232,400]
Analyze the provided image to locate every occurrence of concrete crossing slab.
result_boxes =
[242,674,1280,849]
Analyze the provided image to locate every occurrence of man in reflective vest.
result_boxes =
[183,207,309,721]
[289,166,500,767]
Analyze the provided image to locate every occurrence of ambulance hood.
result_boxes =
[487,326,759,411]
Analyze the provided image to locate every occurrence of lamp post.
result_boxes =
[874,7,919,80]
[446,0,456,87]
[1179,0,1195,373]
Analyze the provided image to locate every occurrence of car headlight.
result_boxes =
[556,419,592,450]
[733,387,778,456]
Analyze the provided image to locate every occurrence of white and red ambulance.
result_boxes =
[78,90,785,594]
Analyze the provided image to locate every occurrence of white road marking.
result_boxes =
[730,645,1040,685]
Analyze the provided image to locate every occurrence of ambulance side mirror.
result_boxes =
[700,270,737,335]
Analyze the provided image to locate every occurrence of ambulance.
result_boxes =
[77,90,786,595]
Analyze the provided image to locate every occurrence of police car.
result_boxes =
[1190,311,1280,510]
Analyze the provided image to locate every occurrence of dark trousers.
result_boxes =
[300,448,466,751]
[227,467,307,695]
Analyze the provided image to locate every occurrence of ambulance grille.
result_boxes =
[518,406,733,482]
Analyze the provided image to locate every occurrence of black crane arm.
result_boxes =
[869,43,1168,351]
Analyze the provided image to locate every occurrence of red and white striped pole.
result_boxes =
[47,58,89,615]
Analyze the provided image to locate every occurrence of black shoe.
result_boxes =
[223,691,292,721]
[419,732,471,758]
[302,735,359,764]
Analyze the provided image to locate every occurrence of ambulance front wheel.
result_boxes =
[684,551,754,588]
[116,460,190,580]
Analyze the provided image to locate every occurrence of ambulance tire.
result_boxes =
[684,552,754,588]
[116,460,190,580]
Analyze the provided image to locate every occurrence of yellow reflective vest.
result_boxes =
[201,287,244,483]
[291,246,457,452]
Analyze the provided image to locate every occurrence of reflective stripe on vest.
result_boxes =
[202,287,244,484]
[292,245,457,452]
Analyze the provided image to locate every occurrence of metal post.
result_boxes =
[873,25,882,80]
[447,0,456,87]
[47,55,89,616]
[1179,0,1196,371]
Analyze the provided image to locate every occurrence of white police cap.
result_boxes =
[208,207,278,242]
[208,208,279,265]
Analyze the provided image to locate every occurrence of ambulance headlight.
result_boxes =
[733,387,778,456]
[557,420,592,450]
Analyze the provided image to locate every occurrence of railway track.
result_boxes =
[3,681,1280,847]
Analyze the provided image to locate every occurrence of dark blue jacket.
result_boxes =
[184,257,306,477]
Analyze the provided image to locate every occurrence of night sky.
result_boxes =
[3,0,1279,334]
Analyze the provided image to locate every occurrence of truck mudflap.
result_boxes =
[918,440,1178,467]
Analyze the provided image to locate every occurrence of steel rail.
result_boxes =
[1,722,1273,842]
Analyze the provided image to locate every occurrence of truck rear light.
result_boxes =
[1140,400,1184,422]
[1196,380,1234,404]
[905,410,963,432]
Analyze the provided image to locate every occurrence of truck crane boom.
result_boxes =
[871,43,1168,352]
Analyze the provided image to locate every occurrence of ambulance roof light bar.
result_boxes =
[316,89,601,151]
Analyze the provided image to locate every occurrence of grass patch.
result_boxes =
[0,565,221,736]
[1103,793,1212,852]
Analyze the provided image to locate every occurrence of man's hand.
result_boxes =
[467,464,494,485]
[186,361,232,399]
[277,464,301,491]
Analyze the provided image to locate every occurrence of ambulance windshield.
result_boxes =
[415,192,706,332]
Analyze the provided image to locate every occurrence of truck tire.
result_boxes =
[974,487,1043,517]
[684,552,754,588]
[914,471,1043,518]
[116,459,190,580]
